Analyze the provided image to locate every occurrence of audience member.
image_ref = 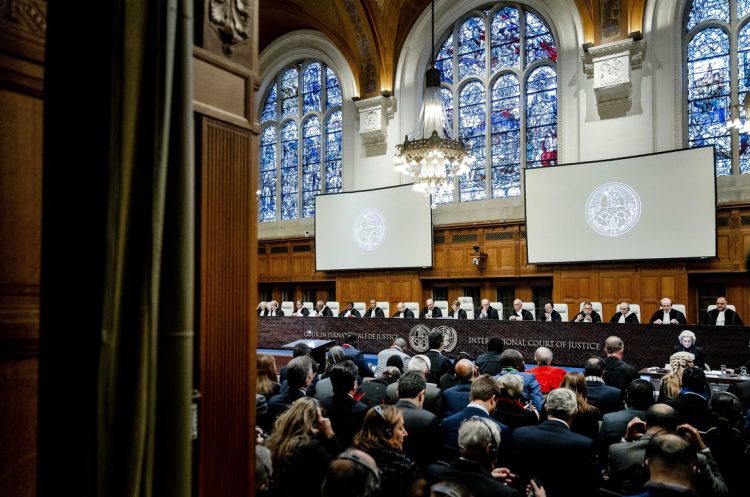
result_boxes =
[512,388,600,497]
[321,449,381,497]
[342,332,375,378]
[560,372,602,441]
[256,353,280,401]
[649,298,687,325]
[421,298,443,319]
[495,349,543,411]
[394,371,441,472]
[600,379,655,456]
[364,299,385,318]
[429,481,475,497]
[353,405,420,497]
[375,338,411,377]
[255,444,272,497]
[610,301,640,323]
[393,302,415,318]
[704,296,743,326]
[603,336,640,394]
[442,359,475,417]
[702,392,750,497]
[279,342,311,386]
[664,367,711,431]
[339,301,361,318]
[266,397,339,497]
[426,417,522,497]
[476,299,500,320]
[508,299,534,321]
[537,300,561,322]
[673,330,706,370]
[448,299,468,319]
[315,346,351,401]
[573,301,602,323]
[268,355,314,425]
[583,357,624,415]
[317,300,334,317]
[528,346,567,394]
[493,373,539,431]
[635,433,700,497]
[476,337,505,375]
[319,360,369,449]
[386,354,444,417]
[658,351,695,402]
[425,330,454,384]
[359,366,401,408]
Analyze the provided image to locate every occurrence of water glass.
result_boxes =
[741,366,747,378]
[720,364,727,375]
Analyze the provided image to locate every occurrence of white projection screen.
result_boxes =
[524,147,717,264]
[315,184,433,271]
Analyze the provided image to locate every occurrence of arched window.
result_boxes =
[259,61,343,221]
[434,3,557,203]
[685,0,750,175]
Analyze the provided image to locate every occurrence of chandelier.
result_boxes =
[393,0,473,197]
[726,92,750,133]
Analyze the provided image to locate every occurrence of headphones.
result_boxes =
[431,483,463,497]
[333,452,381,485]
[373,405,394,439]
[472,416,499,460]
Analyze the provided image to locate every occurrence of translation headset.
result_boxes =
[334,452,381,485]
[373,405,394,439]
[472,416,499,460]
[431,483,463,497]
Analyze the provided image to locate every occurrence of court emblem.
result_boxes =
[433,325,458,353]
[408,324,432,353]
[585,182,641,237]
[352,208,387,251]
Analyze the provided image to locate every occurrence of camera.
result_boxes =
[472,257,480,266]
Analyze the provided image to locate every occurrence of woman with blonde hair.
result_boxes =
[256,353,280,400]
[559,372,601,440]
[353,404,418,496]
[658,351,695,401]
[265,397,338,497]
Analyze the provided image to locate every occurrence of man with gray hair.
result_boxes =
[528,346,567,394]
[374,338,411,377]
[267,355,314,424]
[386,354,444,416]
[512,388,599,497]
[427,417,521,497]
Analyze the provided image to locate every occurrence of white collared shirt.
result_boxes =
[618,313,627,323]
[716,310,725,326]
[662,311,671,323]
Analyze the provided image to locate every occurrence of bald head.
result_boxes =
[454,359,475,382]
[645,403,679,433]
[393,338,407,349]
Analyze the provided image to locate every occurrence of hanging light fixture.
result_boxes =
[726,92,750,133]
[394,0,473,197]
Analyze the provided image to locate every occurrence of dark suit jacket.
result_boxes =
[425,350,453,385]
[513,420,598,497]
[387,381,444,418]
[609,312,640,323]
[507,309,534,321]
[258,308,268,316]
[342,344,374,378]
[537,309,562,321]
[440,406,511,465]
[476,306,500,320]
[268,308,284,316]
[585,380,624,415]
[293,306,309,316]
[318,393,369,449]
[420,306,443,318]
[363,307,385,318]
[649,309,687,324]
[338,308,361,318]
[427,458,520,497]
[357,377,394,407]
[268,388,306,426]
[448,309,468,319]
[442,383,471,418]
[476,351,504,376]
[318,305,333,317]
[664,392,711,431]
[392,308,415,318]
[573,310,602,323]
[395,400,440,471]
[603,356,639,393]
[704,308,744,326]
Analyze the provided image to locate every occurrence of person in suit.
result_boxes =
[341,332,374,378]
[321,449,381,497]
[292,299,310,316]
[338,301,361,318]
[603,336,640,395]
[476,337,505,375]
[573,301,602,323]
[493,372,540,432]
[508,299,534,321]
[673,330,706,370]
[704,296,744,326]
[528,346,566,394]
[448,299,468,319]
[512,388,600,497]
[267,300,284,316]
[537,300,561,322]
[363,299,385,318]
[386,354,444,417]
[439,374,511,465]
[476,299,500,320]
[319,360,369,449]
[316,300,334,317]
[649,297,687,325]
[359,366,400,408]
[268,355,315,426]
[442,359,476,417]
[664,367,712,431]
[599,379,654,459]
[495,349,544,411]
[610,301,640,323]
[636,433,702,497]
[392,302,415,318]
[375,338,411,377]
[425,330,454,385]
[421,298,443,319]
[583,357,625,415]
[427,417,522,497]
[394,371,440,472]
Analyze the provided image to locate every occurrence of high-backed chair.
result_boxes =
[377,301,390,317]
[553,303,569,322]
[405,302,420,317]
[303,301,314,312]
[579,301,603,316]
[628,304,641,322]
[281,301,294,315]
[672,304,687,318]
[327,301,340,316]
[458,296,475,319]
[522,302,536,320]
[353,302,366,316]
[707,304,736,313]
[434,300,449,317]
[490,302,504,320]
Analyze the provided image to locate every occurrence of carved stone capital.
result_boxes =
[209,0,250,56]
[582,38,647,118]
[354,95,396,151]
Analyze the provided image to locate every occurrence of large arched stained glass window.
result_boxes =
[434,3,557,203]
[259,61,343,221]
[686,0,750,175]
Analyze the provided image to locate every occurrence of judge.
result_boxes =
[392,302,415,318]
[649,298,687,325]
[448,300,467,319]
[704,296,743,326]
[538,301,562,322]
[609,302,639,324]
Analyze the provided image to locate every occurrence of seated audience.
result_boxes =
[321,449,381,497]
[442,359,475,417]
[364,299,385,318]
[393,302,415,318]
[493,373,539,431]
[649,297,687,325]
[386,354,444,417]
[315,346,351,401]
[426,417,522,497]
[537,300,561,322]
[256,353,280,401]
[476,337,505,376]
[658,351,695,402]
[704,296,743,326]
[359,366,400,408]
[664,367,712,431]
[353,405,420,497]
[495,349,543,411]
[375,338,411,377]
[319,360,369,449]
[255,444,272,497]
[609,301,639,323]
[476,299,500,320]
[508,299,534,321]
[583,357,624,415]
[599,379,655,458]
[573,301,602,323]
[702,392,750,497]
[266,397,339,497]
[339,301,361,318]
[268,355,315,425]
[603,336,640,394]
[673,329,706,370]
[279,341,311,386]
[394,371,440,472]
[342,332,375,378]
[425,330,454,385]
[637,433,700,497]
[560,372,602,441]
[528,346,567,394]
[448,299,468,319]
[421,298,443,319]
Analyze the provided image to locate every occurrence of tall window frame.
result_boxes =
[433,3,559,204]
[259,60,343,222]
[685,0,750,175]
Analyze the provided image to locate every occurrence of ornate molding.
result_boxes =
[582,37,646,119]
[343,0,377,94]
[354,95,396,151]
[209,0,250,56]
[0,0,47,62]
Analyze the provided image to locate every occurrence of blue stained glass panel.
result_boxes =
[739,24,750,92]
[526,66,557,168]
[261,84,277,123]
[326,110,343,193]
[280,121,298,219]
[491,7,520,71]
[491,74,520,198]
[458,17,486,78]
[686,0,729,32]
[441,87,454,133]
[303,62,322,113]
[491,74,520,133]
[259,126,277,221]
[740,0,750,18]
[459,81,487,201]
[281,68,299,118]
[436,36,454,84]
[740,134,750,174]
[525,12,557,66]
[326,67,342,109]
[302,117,321,217]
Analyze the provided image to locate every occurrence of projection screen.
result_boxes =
[524,147,717,264]
[315,184,433,271]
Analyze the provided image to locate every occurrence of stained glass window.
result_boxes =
[685,1,750,175]
[435,3,557,202]
[259,61,343,221]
